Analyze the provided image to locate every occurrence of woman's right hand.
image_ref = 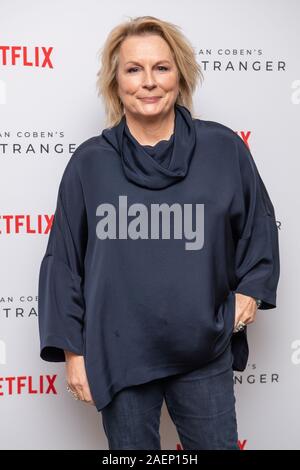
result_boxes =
[64,351,95,405]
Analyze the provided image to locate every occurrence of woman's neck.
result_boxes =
[124,107,175,146]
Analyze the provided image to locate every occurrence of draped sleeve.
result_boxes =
[38,155,88,361]
[232,135,280,309]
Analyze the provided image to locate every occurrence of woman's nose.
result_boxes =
[142,70,157,87]
[143,84,157,91]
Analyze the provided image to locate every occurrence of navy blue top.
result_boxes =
[37,104,280,411]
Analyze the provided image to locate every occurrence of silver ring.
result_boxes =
[66,385,79,400]
[233,321,246,333]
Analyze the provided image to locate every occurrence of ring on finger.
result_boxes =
[66,385,80,400]
[233,320,247,333]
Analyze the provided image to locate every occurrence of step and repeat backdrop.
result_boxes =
[0,0,299,450]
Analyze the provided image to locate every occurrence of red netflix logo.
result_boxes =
[0,374,57,396]
[0,46,54,68]
[176,439,247,450]
[0,214,53,234]
[236,131,251,148]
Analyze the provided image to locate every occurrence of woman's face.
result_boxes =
[116,34,180,119]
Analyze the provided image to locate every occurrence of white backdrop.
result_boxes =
[0,0,299,450]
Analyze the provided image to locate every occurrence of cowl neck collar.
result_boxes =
[102,103,197,189]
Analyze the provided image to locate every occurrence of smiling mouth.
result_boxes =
[139,97,162,101]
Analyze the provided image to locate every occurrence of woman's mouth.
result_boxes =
[139,97,162,103]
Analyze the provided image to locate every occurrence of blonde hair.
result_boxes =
[96,16,204,128]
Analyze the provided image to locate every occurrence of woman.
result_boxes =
[38,16,280,450]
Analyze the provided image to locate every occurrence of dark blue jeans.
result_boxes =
[101,343,239,450]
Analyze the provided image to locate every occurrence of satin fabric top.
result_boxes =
[37,104,280,411]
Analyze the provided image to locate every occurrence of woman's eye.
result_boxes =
[127,66,169,73]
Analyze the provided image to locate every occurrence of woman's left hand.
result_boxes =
[234,292,258,330]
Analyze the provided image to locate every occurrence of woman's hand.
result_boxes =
[234,292,258,330]
[64,351,95,405]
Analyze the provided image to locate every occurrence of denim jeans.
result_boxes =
[100,342,239,450]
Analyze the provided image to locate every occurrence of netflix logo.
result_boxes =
[236,131,251,148]
[0,46,54,68]
[0,214,53,234]
[176,439,248,450]
[0,374,57,396]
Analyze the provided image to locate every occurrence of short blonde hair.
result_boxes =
[96,15,204,128]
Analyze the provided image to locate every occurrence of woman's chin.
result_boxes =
[136,104,165,118]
